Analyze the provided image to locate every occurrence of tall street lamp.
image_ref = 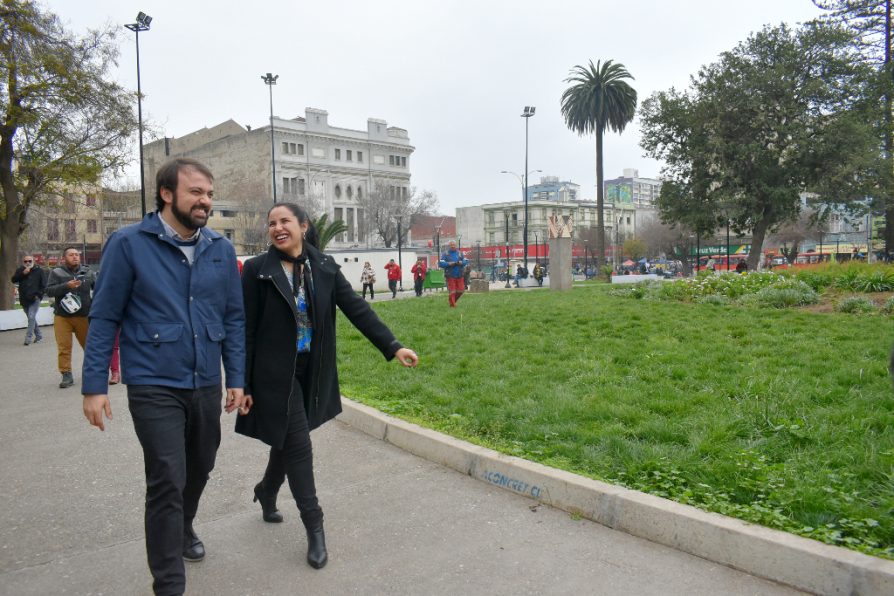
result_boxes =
[261,72,279,204]
[124,11,152,216]
[521,105,536,271]
[504,209,512,288]
[396,215,403,291]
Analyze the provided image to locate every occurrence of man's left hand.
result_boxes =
[224,388,246,413]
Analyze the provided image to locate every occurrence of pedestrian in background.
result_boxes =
[385,258,401,298]
[11,254,47,346]
[411,256,426,297]
[360,261,375,299]
[46,247,94,388]
[81,158,246,596]
[439,240,468,308]
[239,202,419,570]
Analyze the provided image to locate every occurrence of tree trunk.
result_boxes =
[0,210,19,310]
[747,215,771,271]
[595,132,605,267]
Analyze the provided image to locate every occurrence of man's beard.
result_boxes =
[172,193,209,231]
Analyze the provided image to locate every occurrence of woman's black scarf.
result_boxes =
[275,249,313,305]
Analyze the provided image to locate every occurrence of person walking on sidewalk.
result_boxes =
[239,202,418,571]
[385,258,401,298]
[411,256,427,297]
[360,261,375,300]
[81,158,246,596]
[11,254,47,346]
[439,240,468,308]
[46,247,94,388]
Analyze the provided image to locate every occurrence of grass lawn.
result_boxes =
[336,284,894,559]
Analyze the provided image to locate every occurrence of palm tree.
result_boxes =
[312,213,348,251]
[561,59,637,266]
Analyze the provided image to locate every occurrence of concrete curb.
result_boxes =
[0,306,53,331]
[337,398,894,596]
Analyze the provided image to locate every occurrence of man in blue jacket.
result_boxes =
[439,240,469,308]
[82,158,246,596]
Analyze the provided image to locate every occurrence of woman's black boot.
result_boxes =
[300,510,328,569]
[305,523,327,569]
[253,482,283,523]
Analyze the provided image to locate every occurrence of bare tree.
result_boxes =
[637,219,697,272]
[358,179,438,247]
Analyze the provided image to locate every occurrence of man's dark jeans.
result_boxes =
[128,384,222,596]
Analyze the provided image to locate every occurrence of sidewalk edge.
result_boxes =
[337,398,894,596]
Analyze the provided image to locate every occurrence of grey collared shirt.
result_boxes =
[159,215,202,264]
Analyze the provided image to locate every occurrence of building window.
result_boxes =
[298,178,306,195]
[357,186,363,199]
[626,216,631,225]
[224,229,234,240]
[389,155,395,166]
[48,219,59,241]
[357,208,365,242]
[488,212,494,225]
[357,151,363,163]
[512,214,518,225]
[346,186,353,199]
[86,195,97,207]
[334,184,342,198]
[401,156,406,167]
[346,207,354,242]
[335,148,341,160]
[346,150,352,161]
[87,220,97,233]
[65,219,76,241]
[297,144,304,156]
[282,142,289,154]
[218,210,236,217]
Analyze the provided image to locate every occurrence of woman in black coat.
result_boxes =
[237,203,418,569]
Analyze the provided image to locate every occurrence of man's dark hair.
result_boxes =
[62,246,80,257]
[155,158,214,211]
[267,202,319,248]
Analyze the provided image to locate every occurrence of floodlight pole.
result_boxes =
[125,12,151,216]
[262,73,279,204]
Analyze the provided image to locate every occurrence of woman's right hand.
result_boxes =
[239,394,254,415]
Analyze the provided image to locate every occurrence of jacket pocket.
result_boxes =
[205,322,225,374]
[136,322,183,343]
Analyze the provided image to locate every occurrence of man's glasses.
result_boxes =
[23,260,33,264]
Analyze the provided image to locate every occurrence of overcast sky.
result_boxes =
[46,0,825,215]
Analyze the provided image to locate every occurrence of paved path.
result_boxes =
[0,327,803,595]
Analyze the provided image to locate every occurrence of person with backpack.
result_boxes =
[46,247,95,388]
[439,240,468,308]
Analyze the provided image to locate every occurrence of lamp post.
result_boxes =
[726,217,731,271]
[124,11,152,216]
[533,232,539,265]
[435,225,441,259]
[819,230,824,263]
[521,106,536,271]
[261,73,279,204]
[584,239,589,279]
[504,209,512,288]
[396,215,403,291]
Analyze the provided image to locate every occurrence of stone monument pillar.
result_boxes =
[548,214,574,291]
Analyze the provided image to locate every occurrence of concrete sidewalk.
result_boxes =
[0,329,807,596]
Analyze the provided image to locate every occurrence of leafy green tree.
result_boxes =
[561,60,637,266]
[0,1,136,308]
[623,237,647,261]
[312,213,348,251]
[640,22,879,270]
[814,0,894,257]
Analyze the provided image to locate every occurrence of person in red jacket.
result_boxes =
[410,257,427,297]
[384,259,401,298]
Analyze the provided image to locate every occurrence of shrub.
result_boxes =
[696,294,731,306]
[742,283,819,308]
[836,296,877,314]
[882,297,894,315]
[854,270,894,293]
